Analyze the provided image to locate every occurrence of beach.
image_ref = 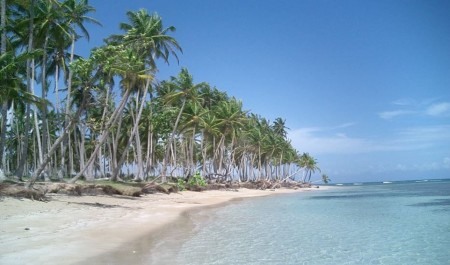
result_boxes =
[0,187,323,264]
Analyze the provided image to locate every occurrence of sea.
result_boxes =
[107,179,450,265]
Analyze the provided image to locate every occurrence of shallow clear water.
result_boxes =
[151,179,450,265]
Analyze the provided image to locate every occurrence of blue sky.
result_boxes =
[77,0,450,183]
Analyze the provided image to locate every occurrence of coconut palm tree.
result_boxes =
[68,45,148,183]
[299,152,320,183]
[101,9,181,182]
[321,174,331,184]
[272,117,289,139]
[213,98,247,179]
[26,55,94,188]
[0,0,7,170]
[180,101,208,176]
[159,68,205,182]
[108,9,181,69]
[0,50,42,172]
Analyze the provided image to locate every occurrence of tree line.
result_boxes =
[0,0,326,189]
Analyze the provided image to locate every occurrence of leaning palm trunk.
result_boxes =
[0,0,6,170]
[69,88,132,183]
[63,35,76,177]
[270,167,304,189]
[96,87,111,178]
[25,91,88,189]
[0,102,7,169]
[111,79,150,180]
[160,97,186,183]
[40,33,50,175]
[15,2,35,178]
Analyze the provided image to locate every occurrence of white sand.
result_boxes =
[0,187,328,264]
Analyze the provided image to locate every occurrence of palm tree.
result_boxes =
[160,68,205,182]
[0,50,42,172]
[68,45,148,183]
[214,98,247,179]
[180,101,208,176]
[272,117,289,139]
[60,0,99,178]
[108,9,181,69]
[26,56,93,188]
[33,0,67,169]
[299,152,320,183]
[321,174,330,184]
[198,111,221,178]
[0,0,9,170]
[12,0,36,179]
[104,9,181,182]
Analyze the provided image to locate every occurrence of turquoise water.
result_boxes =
[153,179,450,265]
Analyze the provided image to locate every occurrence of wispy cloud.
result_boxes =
[392,98,415,106]
[289,124,450,155]
[444,157,450,169]
[289,128,372,155]
[392,157,450,172]
[378,99,450,120]
[426,102,450,116]
[332,122,356,129]
[378,110,416,120]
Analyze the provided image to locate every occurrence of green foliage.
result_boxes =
[322,174,331,184]
[177,178,186,191]
[188,172,206,187]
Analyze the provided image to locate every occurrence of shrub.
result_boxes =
[188,172,206,188]
[177,178,186,191]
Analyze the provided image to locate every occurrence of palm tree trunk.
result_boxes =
[25,91,87,189]
[111,84,148,181]
[69,88,132,183]
[200,130,207,177]
[161,97,186,182]
[15,0,35,179]
[0,102,7,170]
[40,33,50,176]
[63,35,76,177]
[0,0,6,170]
[144,126,152,179]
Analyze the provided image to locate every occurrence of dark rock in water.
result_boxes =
[25,228,30,230]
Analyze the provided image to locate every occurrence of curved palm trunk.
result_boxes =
[0,0,6,170]
[112,80,150,181]
[63,35,76,177]
[200,130,207,177]
[25,91,88,189]
[15,103,31,179]
[69,88,132,183]
[15,0,35,179]
[110,114,123,181]
[160,97,186,182]
[0,103,7,170]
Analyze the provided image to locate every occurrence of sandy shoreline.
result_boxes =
[0,187,328,264]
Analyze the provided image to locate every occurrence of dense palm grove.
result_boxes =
[0,0,323,189]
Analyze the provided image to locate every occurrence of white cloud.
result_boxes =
[379,99,450,120]
[392,98,415,106]
[396,125,450,143]
[443,157,450,169]
[332,122,356,129]
[426,102,450,116]
[393,159,450,172]
[288,125,450,155]
[378,110,416,120]
[289,128,373,154]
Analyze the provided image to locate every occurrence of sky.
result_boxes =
[76,0,450,183]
